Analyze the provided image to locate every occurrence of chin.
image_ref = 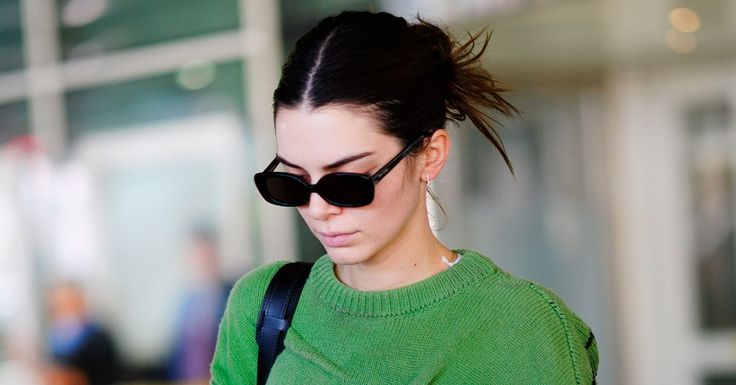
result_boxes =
[323,245,372,266]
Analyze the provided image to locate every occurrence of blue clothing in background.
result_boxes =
[169,281,231,380]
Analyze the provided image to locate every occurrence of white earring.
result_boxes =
[425,172,431,182]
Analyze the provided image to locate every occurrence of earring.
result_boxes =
[425,172,431,182]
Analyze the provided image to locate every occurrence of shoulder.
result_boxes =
[461,250,591,333]
[224,260,291,325]
[497,270,597,359]
[460,249,599,383]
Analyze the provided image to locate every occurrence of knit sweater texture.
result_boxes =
[210,249,599,384]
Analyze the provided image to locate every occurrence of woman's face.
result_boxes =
[274,104,426,266]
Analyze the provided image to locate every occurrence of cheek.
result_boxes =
[363,168,419,224]
[375,163,418,204]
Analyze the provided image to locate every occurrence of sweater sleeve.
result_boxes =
[210,261,288,385]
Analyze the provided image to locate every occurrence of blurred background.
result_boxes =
[0,0,735,384]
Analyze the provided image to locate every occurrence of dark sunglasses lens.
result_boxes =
[318,174,374,207]
[259,174,308,206]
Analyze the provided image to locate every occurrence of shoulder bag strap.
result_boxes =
[255,261,313,385]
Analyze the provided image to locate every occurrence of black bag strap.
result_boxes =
[255,261,313,385]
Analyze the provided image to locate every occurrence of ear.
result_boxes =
[421,129,450,182]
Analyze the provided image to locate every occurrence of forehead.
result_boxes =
[274,105,398,163]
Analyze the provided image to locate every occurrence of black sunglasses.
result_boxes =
[254,133,430,207]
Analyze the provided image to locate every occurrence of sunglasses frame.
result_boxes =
[254,132,431,207]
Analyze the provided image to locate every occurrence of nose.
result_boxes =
[307,192,341,220]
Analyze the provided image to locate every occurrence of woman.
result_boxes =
[211,10,599,385]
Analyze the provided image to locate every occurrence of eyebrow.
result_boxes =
[277,152,374,171]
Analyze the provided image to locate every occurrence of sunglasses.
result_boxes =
[254,133,429,207]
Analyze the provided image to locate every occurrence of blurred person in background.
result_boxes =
[44,281,119,385]
[211,10,598,385]
[167,227,230,385]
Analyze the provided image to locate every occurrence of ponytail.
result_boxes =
[412,17,519,176]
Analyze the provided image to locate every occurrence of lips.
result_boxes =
[318,231,357,247]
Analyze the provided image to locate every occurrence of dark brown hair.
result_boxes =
[273,10,518,174]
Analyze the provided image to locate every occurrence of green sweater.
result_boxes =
[210,249,599,384]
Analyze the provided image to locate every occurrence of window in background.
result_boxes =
[0,99,29,364]
[0,102,28,146]
[688,98,736,330]
[57,0,240,60]
[0,0,23,72]
[97,150,220,365]
[3,0,270,381]
[73,112,250,368]
[65,60,246,142]
[705,373,736,385]
[63,60,252,368]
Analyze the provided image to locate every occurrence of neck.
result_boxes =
[333,209,457,291]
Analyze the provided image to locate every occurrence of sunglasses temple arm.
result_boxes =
[371,134,427,183]
[263,157,280,172]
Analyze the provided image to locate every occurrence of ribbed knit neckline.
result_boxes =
[309,249,497,318]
